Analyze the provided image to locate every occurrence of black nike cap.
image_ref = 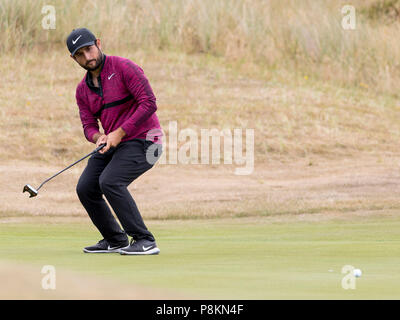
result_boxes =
[66,28,97,56]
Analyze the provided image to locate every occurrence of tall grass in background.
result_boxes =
[1,0,400,94]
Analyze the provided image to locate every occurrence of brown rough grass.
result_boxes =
[1,46,400,220]
[1,3,400,221]
[2,0,400,93]
[4,155,400,220]
[1,49,400,166]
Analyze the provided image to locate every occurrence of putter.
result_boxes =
[23,143,106,198]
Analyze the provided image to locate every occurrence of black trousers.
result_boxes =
[76,139,162,245]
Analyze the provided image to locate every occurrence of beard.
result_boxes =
[80,52,103,71]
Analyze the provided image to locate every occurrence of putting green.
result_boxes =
[0,215,399,299]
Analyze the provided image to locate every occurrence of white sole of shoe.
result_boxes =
[83,248,122,253]
[119,247,160,255]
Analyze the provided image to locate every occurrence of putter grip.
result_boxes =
[94,143,107,153]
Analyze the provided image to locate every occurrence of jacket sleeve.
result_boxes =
[76,86,100,143]
[119,60,157,136]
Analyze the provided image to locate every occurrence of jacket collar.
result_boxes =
[85,54,107,90]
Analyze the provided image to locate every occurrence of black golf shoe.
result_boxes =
[119,238,160,255]
[83,239,129,253]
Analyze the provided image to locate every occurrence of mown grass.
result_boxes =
[0,216,399,299]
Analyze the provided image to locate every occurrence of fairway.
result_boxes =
[1,214,399,299]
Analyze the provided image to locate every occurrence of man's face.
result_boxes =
[72,40,103,71]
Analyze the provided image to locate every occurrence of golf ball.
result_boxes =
[353,269,362,277]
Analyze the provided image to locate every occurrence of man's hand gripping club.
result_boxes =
[93,127,126,154]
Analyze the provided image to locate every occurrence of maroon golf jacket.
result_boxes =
[75,55,163,144]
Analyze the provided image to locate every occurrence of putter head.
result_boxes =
[23,184,38,198]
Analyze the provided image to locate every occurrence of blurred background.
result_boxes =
[1,0,400,163]
[2,0,400,219]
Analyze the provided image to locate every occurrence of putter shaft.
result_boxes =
[23,143,106,198]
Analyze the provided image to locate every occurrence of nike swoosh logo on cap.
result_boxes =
[72,35,82,44]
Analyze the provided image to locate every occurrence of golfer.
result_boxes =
[67,28,163,255]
